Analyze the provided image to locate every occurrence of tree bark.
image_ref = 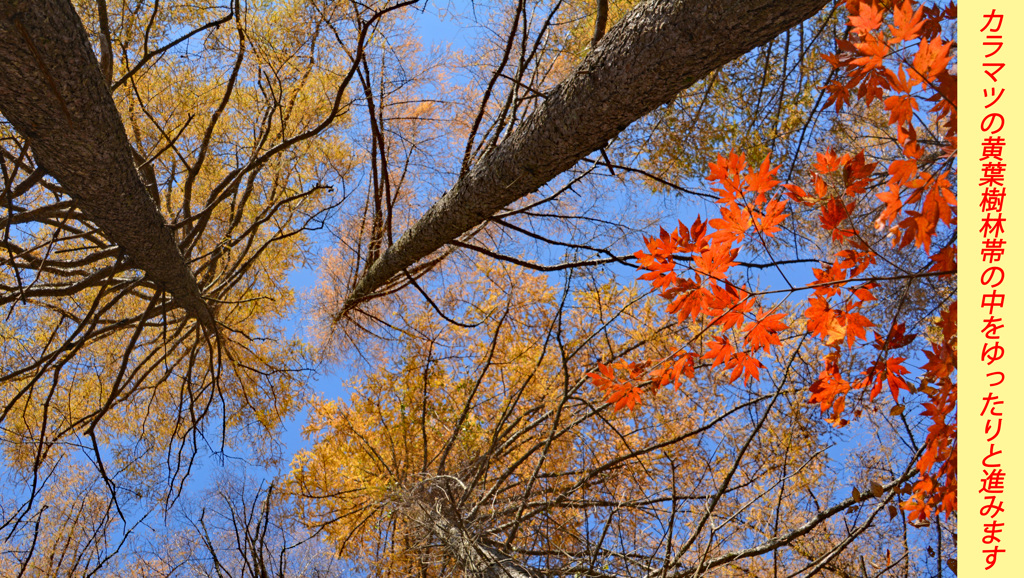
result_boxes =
[0,0,214,329]
[411,485,534,578]
[344,0,829,309]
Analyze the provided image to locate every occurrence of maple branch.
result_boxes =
[451,240,632,272]
[749,268,956,298]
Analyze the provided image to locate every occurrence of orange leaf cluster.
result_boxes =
[589,0,956,524]
[828,0,957,522]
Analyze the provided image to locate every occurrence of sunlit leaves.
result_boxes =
[745,308,787,353]
[0,0,374,566]
[589,0,956,524]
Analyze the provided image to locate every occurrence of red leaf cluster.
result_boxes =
[589,0,956,523]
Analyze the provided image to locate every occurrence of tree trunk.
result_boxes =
[0,0,214,329]
[344,0,829,309]
[411,486,533,578]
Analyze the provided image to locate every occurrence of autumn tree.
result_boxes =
[293,264,935,578]
[307,0,957,575]
[586,0,956,523]
[1,0,410,571]
[0,0,956,575]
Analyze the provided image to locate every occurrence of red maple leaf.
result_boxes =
[692,243,738,280]
[754,197,789,237]
[708,204,751,244]
[889,0,924,44]
[707,153,747,205]
[805,297,839,343]
[728,352,763,384]
[744,308,787,353]
[850,2,884,34]
[745,155,781,205]
[702,336,734,369]
[819,198,855,236]
[911,35,952,84]
[852,35,890,71]
[928,245,956,273]
[885,357,911,401]
[876,184,904,225]
[809,362,851,415]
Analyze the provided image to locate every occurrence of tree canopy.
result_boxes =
[0,0,956,576]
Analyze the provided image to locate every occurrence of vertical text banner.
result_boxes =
[963,1,1021,574]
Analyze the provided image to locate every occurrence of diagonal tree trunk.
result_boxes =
[344,0,829,309]
[0,0,214,329]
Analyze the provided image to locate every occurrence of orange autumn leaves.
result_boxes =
[589,0,956,523]
[588,152,795,406]
[828,0,957,254]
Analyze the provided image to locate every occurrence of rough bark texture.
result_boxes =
[411,486,533,578]
[0,0,214,329]
[345,0,829,309]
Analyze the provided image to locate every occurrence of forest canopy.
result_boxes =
[0,0,955,576]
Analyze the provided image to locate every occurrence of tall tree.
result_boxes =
[0,0,408,570]
[0,0,214,328]
[294,265,931,578]
[0,0,956,575]
[342,0,830,309]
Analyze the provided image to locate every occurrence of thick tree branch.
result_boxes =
[0,0,215,330]
[343,0,829,309]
